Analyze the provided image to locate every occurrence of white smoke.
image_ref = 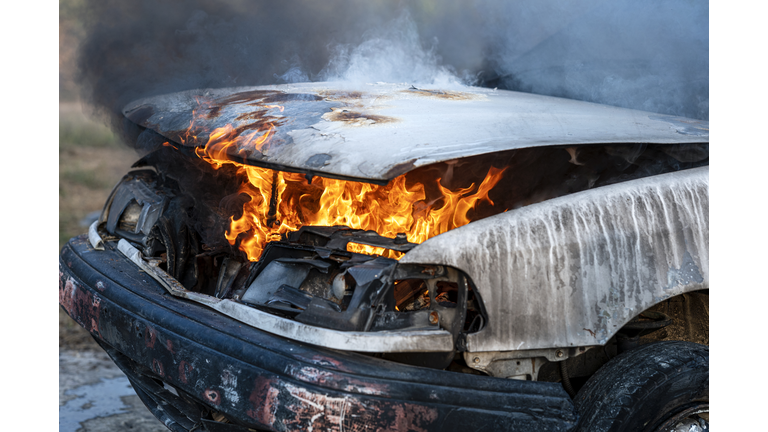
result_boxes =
[474,0,709,119]
[77,0,708,124]
[319,11,461,86]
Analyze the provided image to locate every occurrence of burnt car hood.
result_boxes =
[123,81,709,183]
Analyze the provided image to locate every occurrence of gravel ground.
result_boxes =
[59,349,167,432]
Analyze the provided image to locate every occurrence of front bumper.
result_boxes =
[60,234,577,431]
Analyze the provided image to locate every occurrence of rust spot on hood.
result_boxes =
[215,90,322,106]
[206,105,222,119]
[204,90,319,118]
[323,108,397,126]
[233,111,287,134]
[317,90,366,101]
[404,87,479,101]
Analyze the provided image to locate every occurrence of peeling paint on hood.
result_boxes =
[123,82,709,182]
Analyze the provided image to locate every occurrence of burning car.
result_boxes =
[59,82,708,431]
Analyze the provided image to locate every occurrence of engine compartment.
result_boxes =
[96,141,708,369]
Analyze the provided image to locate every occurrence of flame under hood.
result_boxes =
[123,82,709,183]
[104,83,710,360]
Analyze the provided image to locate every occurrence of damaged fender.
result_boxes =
[401,166,709,352]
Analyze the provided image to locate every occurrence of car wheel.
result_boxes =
[573,341,708,432]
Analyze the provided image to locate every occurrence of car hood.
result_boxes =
[123,81,709,183]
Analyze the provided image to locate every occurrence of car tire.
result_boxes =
[572,341,708,432]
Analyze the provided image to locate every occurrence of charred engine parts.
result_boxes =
[99,170,206,288]
[232,235,479,366]
[102,169,168,244]
[97,170,486,365]
[117,237,457,353]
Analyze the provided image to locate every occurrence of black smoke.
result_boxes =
[75,0,708,141]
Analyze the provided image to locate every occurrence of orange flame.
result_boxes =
[180,99,508,261]
[213,162,506,261]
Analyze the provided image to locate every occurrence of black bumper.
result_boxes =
[60,235,577,431]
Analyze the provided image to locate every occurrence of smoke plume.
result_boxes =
[75,0,708,140]
[472,0,709,120]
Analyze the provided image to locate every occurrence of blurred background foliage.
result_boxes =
[60,0,136,349]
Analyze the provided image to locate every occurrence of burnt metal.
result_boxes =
[118,238,455,353]
[214,258,243,299]
[123,82,708,183]
[123,88,335,149]
[59,236,578,431]
[379,270,469,369]
[101,341,265,432]
[326,229,417,253]
[263,284,342,315]
[417,276,468,368]
[371,310,436,331]
[392,278,427,309]
[265,170,279,228]
[394,263,449,280]
[537,346,613,384]
[288,225,417,253]
[220,238,466,346]
[222,238,464,354]
[296,267,335,300]
[274,257,332,272]
[101,169,205,288]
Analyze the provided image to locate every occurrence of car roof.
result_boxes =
[124,81,708,183]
